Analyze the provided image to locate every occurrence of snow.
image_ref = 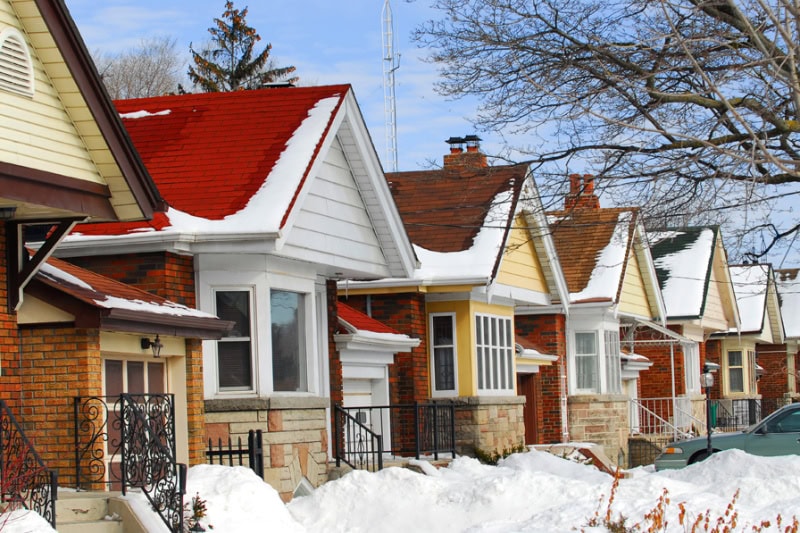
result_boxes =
[651,228,715,317]
[776,270,800,338]
[38,262,93,290]
[728,264,769,333]
[570,212,632,302]
[9,448,800,533]
[119,109,171,119]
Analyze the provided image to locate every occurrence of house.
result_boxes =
[770,268,800,403]
[545,174,667,463]
[55,84,417,499]
[637,227,740,436]
[707,264,784,426]
[339,137,570,455]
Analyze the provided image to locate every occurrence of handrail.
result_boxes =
[334,405,384,471]
[0,400,57,528]
[630,398,696,441]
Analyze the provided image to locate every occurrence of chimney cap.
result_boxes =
[463,134,482,143]
[446,136,466,145]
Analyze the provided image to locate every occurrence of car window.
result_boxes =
[765,408,800,433]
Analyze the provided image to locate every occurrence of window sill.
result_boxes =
[205,395,329,412]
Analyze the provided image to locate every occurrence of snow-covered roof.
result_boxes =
[776,268,800,339]
[649,227,716,318]
[336,302,419,352]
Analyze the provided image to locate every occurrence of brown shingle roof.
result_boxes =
[386,163,528,253]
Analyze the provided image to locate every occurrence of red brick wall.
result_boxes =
[68,252,196,306]
[328,281,342,407]
[18,326,102,486]
[757,344,790,401]
[705,339,722,399]
[515,313,567,444]
[634,326,689,399]
[0,224,21,411]
[340,293,429,403]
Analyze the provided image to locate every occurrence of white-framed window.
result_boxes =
[271,289,307,392]
[747,349,757,393]
[430,313,457,395]
[574,331,598,393]
[475,314,514,393]
[683,342,701,395]
[215,289,255,391]
[104,358,166,396]
[604,330,621,394]
[728,350,744,393]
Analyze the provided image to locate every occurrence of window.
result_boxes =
[104,359,166,395]
[728,350,744,393]
[747,349,757,393]
[683,342,701,395]
[575,332,598,393]
[271,289,307,392]
[475,314,514,392]
[215,290,253,391]
[430,314,456,394]
[604,331,621,394]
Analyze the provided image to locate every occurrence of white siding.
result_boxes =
[281,137,390,276]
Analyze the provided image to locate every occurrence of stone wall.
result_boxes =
[205,397,329,502]
[445,396,525,456]
[567,394,629,466]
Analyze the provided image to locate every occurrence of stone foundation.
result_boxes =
[567,394,629,466]
[446,396,525,457]
[205,397,329,501]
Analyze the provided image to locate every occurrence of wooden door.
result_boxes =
[517,373,539,445]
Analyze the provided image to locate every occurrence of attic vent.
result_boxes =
[0,28,34,97]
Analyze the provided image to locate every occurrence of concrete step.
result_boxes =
[56,492,124,533]
[57,518,124,533]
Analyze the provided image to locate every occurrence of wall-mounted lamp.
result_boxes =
[141,334,164,357]
[0,206,16,220]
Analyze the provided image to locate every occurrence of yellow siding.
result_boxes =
[701,252,732,331]
[426,299,515,396]
[618,248,652,317]
[0,5,104,184]
[496,215,548,293]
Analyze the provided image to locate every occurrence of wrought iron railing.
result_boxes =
[710,397,783,432]
[337,402,457,465]
[334,405,384,471]
[206,429,264,478]
[630,397,702,441]
[74,394,185,532]
[0,400,57,528]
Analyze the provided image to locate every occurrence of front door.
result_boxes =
[103,357,167,488]
[517,373,539,445]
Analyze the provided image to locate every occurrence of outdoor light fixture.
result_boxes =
[141,334,164,357]
[0,206,16,220]
[702,363,717,457]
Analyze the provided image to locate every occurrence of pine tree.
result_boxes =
[188,1,297,92]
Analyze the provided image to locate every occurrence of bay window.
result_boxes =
[215,290,254,391]
[574,331,598,393]
[271,289,307,392]
[476,314,514,393]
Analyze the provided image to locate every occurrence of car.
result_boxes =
[654,402,800,470]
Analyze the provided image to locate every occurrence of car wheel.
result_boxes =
[689,450,713,464]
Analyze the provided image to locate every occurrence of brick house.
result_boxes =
[55,85,417,500]
[545,174,666,464]
[340,137,570,456]
[637,227,740,435]
[769,269,800,403]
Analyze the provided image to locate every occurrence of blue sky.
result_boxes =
[65,0,498,172]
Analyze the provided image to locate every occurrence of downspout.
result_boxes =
[560,350,569,442]
[670,343,677,441]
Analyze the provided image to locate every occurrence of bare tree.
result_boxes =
[415,0,800,262]
[94,36,184,99]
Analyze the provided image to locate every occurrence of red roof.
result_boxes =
[76,85,349,235]
[338,302,402,335]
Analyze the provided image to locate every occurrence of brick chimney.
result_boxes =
[443,134,487,168]
[564,173,600,210]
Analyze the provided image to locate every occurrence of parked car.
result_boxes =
[654,402,800,470]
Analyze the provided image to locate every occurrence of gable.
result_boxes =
[618,246,654,319]
[280,135,392,278]
[1,0,157,222]
[496,214,549,294]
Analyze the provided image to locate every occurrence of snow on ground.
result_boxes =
[5,448,800,533]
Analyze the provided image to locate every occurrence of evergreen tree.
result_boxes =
[188,1,297,92]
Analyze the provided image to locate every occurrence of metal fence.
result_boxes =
[206,429,264,478]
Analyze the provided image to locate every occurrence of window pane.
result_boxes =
[105,360,123,397]
[127,361,145,393]
[216,291,250,337]
[475,314,514,392]
[728,350,742,366]
[434,347,455,390]
[272,290,306,392]
[576,355,597,390]
[575,332,596,355]
[433,316,453,345]
[148,362,165,394]
[218,342,252,389]
[729,369,744,392]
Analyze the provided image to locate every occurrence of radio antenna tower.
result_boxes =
[382,0,399,172]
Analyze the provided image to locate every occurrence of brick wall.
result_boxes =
[0,225,21,411]
[340,293,429,403]
[757,344,791,401]
[634,326,688,399]
[205,397,329,502]
[515,314,567,443]
[705,339,722,399]
[18,326,102,486]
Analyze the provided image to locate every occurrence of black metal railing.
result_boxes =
[74,394,184,532]
[336,402,457,469]
[206,429,264,478]
[0,400,57,528]
[334,405,384,471]
[710,397,783,432]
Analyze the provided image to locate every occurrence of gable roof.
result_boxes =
[724,264,783,341]
[3,0,160,221]
[776,268,800,339]
[548,206,637,304]
[24,255,231,338]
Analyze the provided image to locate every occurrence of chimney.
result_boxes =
[564,173,600,210]
[443,134,487,168]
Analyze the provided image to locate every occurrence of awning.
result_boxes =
[622,317,695,345]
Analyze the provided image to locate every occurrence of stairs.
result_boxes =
[56,492,124,533]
